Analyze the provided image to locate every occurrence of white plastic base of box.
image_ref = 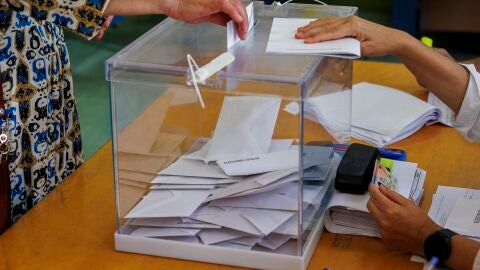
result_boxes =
[115,215,325,270]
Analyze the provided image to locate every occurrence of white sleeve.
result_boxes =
[454,64,480,142]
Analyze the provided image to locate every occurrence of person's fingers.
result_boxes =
[104,16,114,28]
[220,0,244,25]
[434,48,455,61]
[367,199,384,221]
[95,30,104,40]
[297,20,344,40]
[230,0,248,39]
[206,13,230,26]
[297,17,340,32]
[379,185,409,205]
[304,24,353,43]
[298,18,338,32]
[369,184,398,211]
[95,16,113,40]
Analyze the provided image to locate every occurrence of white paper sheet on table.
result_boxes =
[352,83,442,146]
[125,190,211,218]
[300,82,444,147]
[445,198,480,238]
[184,96,281,163]
[266,18,361,59]
[130,217,221,229]
[428,186,480,226]
[303,90,352,143]
[412,186,480,263]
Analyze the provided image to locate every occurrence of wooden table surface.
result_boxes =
[2,61,479,270]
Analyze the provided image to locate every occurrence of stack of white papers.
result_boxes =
[412,185,480,263]
[324,159,426,237]
[266,18,361,59]
[300,82,444,147]
[428,186,480,240]
[123,95,339,254]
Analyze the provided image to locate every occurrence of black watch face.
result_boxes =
[425,233,450,261]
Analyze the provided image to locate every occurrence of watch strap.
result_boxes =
[424,229,458,262]
[438,228,458,238]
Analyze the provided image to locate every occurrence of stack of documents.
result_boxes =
[266,18,361,59]
[302,82,444,147]
[428,186,480,240]
[411,185,480,263]
[324,160,426,237]
[123,95,339,254]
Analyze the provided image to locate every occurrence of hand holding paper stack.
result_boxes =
[266,18,361,59]
[324,159,426,237]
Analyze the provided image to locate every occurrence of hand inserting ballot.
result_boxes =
[104,0,249,39]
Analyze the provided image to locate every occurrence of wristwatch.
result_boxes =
[424,229,458,262]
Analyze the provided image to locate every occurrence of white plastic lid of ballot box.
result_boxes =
[106,2,356,269]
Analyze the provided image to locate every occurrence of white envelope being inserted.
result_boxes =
[227,2,255,48]
[184,96,281,163]
[125,190,211,218]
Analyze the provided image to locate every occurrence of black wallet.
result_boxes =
[335,143,380,194]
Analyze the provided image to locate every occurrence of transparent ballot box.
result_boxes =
[107,2,356,269]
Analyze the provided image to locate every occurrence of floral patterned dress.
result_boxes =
[0,0,109,222]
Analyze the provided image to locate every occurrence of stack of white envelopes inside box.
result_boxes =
[124,96,339,254]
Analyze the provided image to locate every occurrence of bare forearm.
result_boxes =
[393,32,469,113]
[104,0,167,16]
[445,235,480,270]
